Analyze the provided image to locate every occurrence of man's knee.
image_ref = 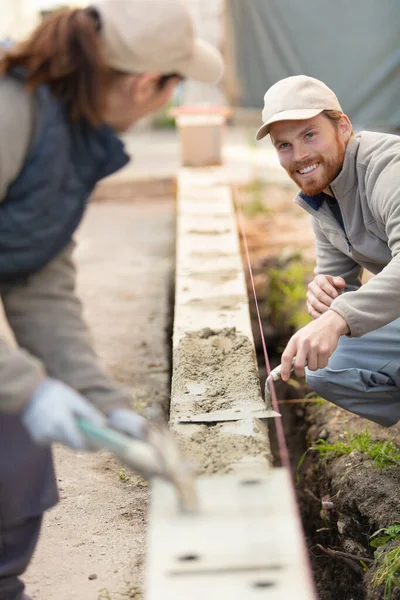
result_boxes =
[306,367,400,427]
[306,367,332,399]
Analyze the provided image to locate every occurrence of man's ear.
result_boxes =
[338,114,353,141]
[129,72,161,105]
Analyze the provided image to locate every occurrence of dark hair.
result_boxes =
[0,7,110,126]
[157,73,182,90]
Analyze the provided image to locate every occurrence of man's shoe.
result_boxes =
[22,594,33,600]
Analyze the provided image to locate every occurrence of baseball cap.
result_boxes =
[94,0,224,84]
[256,75,342,141]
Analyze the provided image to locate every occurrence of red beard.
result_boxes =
[288,136,346,196]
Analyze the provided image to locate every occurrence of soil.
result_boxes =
[238,181,400,600]
[299,403,400,600]
[21,198,175,600]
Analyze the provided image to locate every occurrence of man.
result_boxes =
[0,1,223,598]
[256,75,400,427]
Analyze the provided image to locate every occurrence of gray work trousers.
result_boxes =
[306,317,400,427]
[0,414,58,600]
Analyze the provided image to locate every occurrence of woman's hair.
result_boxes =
[0,8,115,126]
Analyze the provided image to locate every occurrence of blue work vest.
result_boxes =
[0,72,129,279]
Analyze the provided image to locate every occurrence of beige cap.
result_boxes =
[94,0,224,84]
[256,75,342,141]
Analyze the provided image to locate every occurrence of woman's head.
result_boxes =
[0,0,223,132]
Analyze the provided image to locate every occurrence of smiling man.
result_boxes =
[257,75,400,427]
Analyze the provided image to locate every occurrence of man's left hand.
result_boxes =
[281,310,349,381]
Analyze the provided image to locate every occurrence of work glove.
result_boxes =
[22,378,106,450]
[107,408,149,441]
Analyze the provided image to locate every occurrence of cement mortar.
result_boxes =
[187,228,232,235]
[172,328,261,413]
[177,420,270,475]
[190,251,235,260]
[185,296,246,311]
[171,328,270,475]
[187,269,239,285]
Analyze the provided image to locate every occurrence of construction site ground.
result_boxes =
[23,198,175,600]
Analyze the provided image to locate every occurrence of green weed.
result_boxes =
[370,535,400,600]
[98,589,112,600]
[370,524,400,549]
[118,468,127,482]
[247,130,257,149]
[127,588,142,600]
[297,430,400,483]
[303,391,325,406]
[311,431,400,469]
[267,256,313,330]
[242,178,271,217]
[152,101,176,129]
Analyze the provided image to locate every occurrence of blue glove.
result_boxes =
[22,378,106,450]
[107,409,149,441]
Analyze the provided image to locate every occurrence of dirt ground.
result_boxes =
[22,198,175,600]
[301,403,400,600]
[239,181,400,600]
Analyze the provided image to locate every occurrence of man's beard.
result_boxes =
[288,136,346,196]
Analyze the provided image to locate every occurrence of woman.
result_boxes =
[0,1,223,598]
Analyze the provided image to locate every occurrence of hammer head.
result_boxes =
[146,424,199,514]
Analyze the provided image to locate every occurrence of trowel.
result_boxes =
[77,416,198,514]
[264,359,296,408]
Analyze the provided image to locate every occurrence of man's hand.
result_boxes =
[281,310,349,380]
[307,275,346,319]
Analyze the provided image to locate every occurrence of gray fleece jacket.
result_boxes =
[295,131,400,338]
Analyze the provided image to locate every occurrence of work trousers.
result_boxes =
[306,317,400,427]
[0,415,58,600]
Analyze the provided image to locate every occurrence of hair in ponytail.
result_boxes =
[0,8,110,126]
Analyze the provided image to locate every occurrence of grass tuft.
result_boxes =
[241,178,271,217]
[297,430,400,484]
[267,256,313,330]
[371,542,400,600]
[310,430,400,469]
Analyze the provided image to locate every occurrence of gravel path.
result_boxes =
[23,198,174,600]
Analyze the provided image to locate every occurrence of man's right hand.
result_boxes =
[306,275,346,319]
[22,378,106,450]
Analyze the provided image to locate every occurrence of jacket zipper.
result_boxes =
[328,186,352,253]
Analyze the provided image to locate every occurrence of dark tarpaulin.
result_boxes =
[227,0,400,131]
